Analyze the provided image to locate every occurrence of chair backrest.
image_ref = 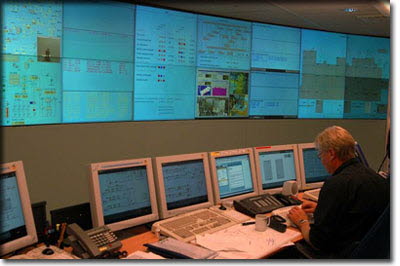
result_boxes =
[350,205,390,259]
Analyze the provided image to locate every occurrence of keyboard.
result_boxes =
[303,188,321,202]
[209,205,252,223]
[152,208,237,242]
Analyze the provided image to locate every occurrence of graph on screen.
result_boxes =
[344,35,390,119]
[298,29,347,118]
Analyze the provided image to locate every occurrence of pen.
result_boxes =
[242,221,255,226]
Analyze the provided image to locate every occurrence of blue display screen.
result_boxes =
[252,23,300,71]
[1,1,389,125]
[258,150,297,189]
[302,148,330,184]
[98,167,152,224]
[215,155,254,199]
[249,71,299,116]
[162,160,208,210]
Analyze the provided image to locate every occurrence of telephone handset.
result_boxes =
[66,223,122,259]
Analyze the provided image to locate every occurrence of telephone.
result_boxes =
[273,193,302,206]
[233,193,302,217]
[66,223,122,259]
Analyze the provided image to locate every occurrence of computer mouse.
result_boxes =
[219,205,227,210]
[42,248,54,255]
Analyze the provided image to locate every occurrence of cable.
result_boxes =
[377,151,388,173]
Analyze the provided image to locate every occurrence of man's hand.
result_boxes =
[287,206,309,227]
[301,201,317,214]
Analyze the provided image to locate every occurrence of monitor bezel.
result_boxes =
[89,158,159,232]
[0,161,38,256]
[297,142,329,190]
[254,144,302,195]
[154,152,214,219]
[209,148,259,204]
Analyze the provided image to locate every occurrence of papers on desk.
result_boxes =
[8,245,79,259]
[124,250,165,259]
[196,223,301,259]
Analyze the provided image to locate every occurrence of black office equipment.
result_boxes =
[234,194,284,217]
[234,193,301,217]
[31,201,47,243]
[269,216,287,233]
[50,202,92,231]
[66,223,122,259]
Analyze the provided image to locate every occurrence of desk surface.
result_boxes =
[120,195,307,259]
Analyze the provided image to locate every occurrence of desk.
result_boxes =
[120,198,306,259]
[121,231,159,255]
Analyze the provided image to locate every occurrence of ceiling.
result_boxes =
[132,0,390,37]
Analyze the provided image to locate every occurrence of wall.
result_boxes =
[2,119,387,217]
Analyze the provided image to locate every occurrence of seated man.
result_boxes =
[288,126,389,258]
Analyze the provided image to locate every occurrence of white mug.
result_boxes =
[255,214,268,232]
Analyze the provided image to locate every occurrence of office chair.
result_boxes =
[349,205,390,259]
[295,205,390,259]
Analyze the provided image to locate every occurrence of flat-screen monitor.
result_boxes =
[89,158,159,232]
[355,141,370,167]
[298,143,330,190]
[154,152,214,219]
[209,148,258,203]
[254,144,301,194]
[0,161,37,256]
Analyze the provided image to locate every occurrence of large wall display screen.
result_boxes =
[1,1,389,126]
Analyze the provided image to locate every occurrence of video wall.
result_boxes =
[1,1,390,125]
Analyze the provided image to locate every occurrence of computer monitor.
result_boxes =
[355,141,370,167]
[209,148,259,204]
[254,144,301,195]
[0,161,38,256]
[298,143,330,190]
[89,158,159,232]
[154,152,214,219]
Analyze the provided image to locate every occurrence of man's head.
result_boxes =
[314,126,356,174]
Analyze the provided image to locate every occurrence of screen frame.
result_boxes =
[253,144,302,195]
[297,142,329,190]
[154,152,214,219]
[0,161,38,256]
[89,158,159,232]
[209,148,259,204]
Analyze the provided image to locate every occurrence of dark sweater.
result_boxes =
[309,158,389,258]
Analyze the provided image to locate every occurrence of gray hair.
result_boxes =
[314,126,356,161]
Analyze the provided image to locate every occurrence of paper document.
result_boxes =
[124,250,165,259]
[196,223,301,259]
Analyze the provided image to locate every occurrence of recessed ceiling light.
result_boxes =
[344,8,358,13]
